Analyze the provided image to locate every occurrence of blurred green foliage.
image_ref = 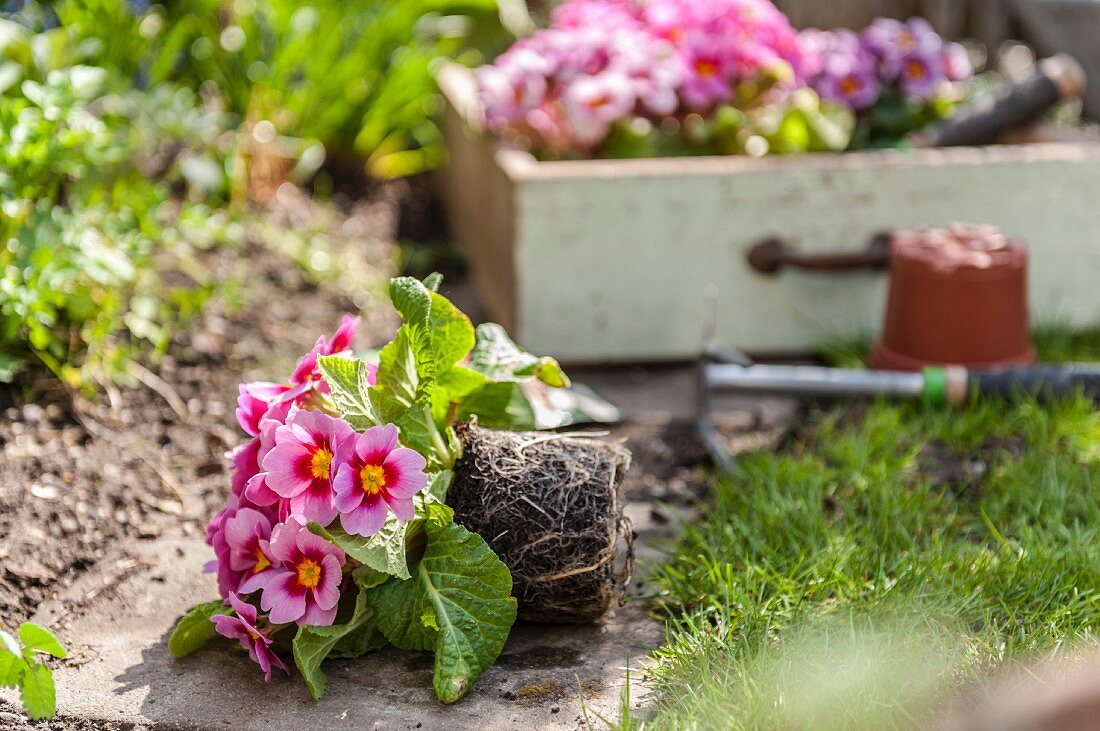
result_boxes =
[594,83,854,160]
[43,0,510,178]
[0,0,509,389]
[0,19,233,386]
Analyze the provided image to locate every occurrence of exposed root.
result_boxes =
[450,422,633,623]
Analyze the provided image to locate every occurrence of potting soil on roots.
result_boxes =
[449,422,633,623]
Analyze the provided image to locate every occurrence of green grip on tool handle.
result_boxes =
[921,367,948,406]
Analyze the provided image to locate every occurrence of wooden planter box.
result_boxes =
[438,64,1100,362]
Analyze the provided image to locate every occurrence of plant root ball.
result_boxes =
[449,422,633,623]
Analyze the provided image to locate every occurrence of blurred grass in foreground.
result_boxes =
[632,330,1100,730]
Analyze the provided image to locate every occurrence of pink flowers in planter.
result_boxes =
[477,2,976,155]
[802,17,971,111]
[476,0,803,154]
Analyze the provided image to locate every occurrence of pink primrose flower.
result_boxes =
[333,424,428,537]
[262,409,356,525]
[259,519,346,626]
[223,507,278,594]
[212,593,288,682]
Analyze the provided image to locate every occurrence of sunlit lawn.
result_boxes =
[637,329,1100,730]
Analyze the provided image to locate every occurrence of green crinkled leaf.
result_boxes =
[457,381,536,431]
[168,600,225,658]
[388,277,436,386]
[467,323,569,388]
[0,649,25,689]
[389,276,433,332]
[309,519,413,581]
[18,623,65,660]
[428,291,475,373]
[394,400,450,468]
[317,355,379,430]
[20,662,54,720]
[374,327,420,408]
[424,470,453,502]
[432,365,489,426]
[422,272,443,292]
[293,588,385,700]
[368,520,516,704]
[352,565,390,590]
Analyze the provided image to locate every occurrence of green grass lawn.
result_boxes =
[636,330,1100,730]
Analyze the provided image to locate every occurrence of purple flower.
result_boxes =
[819,66,881,109]
[262,409,356,525]
[898,51,944,99]
[333,424,428,537]
[212,594,288,682]
[862,17,940,73]
[259,519,345,626]
[679,34,734,110]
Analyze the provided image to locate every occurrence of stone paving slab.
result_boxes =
[4,537,660,730]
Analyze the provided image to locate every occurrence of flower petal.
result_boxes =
[382,448,429,499]
[387,496,416,523]
[312,554,343,611]
[261,572,306,624]
[266,520,301,564]
[340,498,388,537]
[244,473,281,507]
[289,484,337,526]
[298,601,338,628]
[332,464,362,512]
[355,424,399,463]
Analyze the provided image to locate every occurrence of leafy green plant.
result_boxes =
[0,17,236,386]
[170,275,567,703]
[39,0,512,179]
[0,622,66,721]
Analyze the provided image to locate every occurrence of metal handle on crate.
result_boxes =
[746,233,893,275]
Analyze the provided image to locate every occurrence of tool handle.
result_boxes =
[912,54,1086,149]
[970,364,1100,402]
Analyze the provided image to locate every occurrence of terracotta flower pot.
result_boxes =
[868,224,1037,371]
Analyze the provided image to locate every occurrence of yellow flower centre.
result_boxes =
[297,558,322,590]
[360,464,387,496]
[840,76,861,95]
[907,60,926,80]
[587,94,611,110]
[251,545,271,574]
[310,448,333,480]
[694,59,718,77]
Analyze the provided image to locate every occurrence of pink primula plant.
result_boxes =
[176,276,562,704]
